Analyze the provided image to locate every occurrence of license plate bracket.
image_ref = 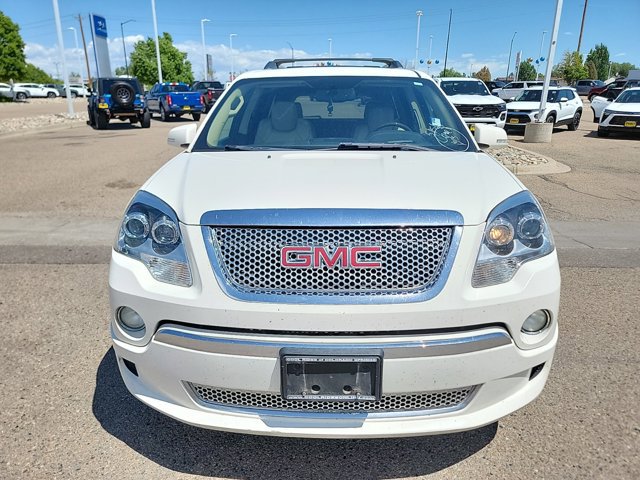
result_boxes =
[280,348,383,401]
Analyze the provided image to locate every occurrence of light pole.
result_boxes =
[52,0,74,115]
[120,19,134,77]
[427,34,433,74]
[66,27,84,94]
[150,0,162,82]
[537,0,563,124]
[328,38,332,58]
[286,41,294,60]
[414,10,423,69]
[229,33,237,81]
[469,63,474,77]
[536,30,547,79]
[201,18,210,80]
[506,31,517,80]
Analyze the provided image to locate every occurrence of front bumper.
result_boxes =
[462,114,506,130]
[599,113,640,133]
[108,222,560,438]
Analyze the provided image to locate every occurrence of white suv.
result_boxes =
[437,77,507,129]
[492,81,543,101]
[109,58,560,438]
[506,87,583,130]
[14,83,59,98]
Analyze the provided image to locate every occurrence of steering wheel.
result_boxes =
[370,121,413,133]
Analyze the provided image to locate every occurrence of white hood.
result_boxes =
[143,151,523,226]
[507,101,547,111]
[608,102,640,113]
[449,94,505,106]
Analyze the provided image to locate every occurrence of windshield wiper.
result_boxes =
[223,145,278,151]
[336,142,435,152]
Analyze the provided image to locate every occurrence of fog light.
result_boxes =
[117,306,146,335]
[522,310,550,334]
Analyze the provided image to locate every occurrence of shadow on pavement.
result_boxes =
[93,348,497,479]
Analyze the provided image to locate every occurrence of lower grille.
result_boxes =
[188,383,476,414]
[609,115,639,126]
[506,114,531,124]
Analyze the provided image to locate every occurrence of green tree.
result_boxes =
[439,67,463,77]
[0,11,27,81]
[114,66,127,76]
[610,62,637,78]
[586,61,597,79]
[474,66,491,82]
[517,61,536,81]
[585,43,610,80]
[21,63,54,83]
[130,32,193,86]
[559,51,589,84]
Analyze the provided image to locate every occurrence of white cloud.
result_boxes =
[615,52,627,57]
[461,53,474,59]
[563,31,573,36]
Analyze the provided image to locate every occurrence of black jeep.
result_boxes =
[87,77,150,130]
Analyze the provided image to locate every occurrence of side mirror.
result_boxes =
[560,97,568,102]
[508,96,516,101]
[474,124,508,149]
[167,124,197,148]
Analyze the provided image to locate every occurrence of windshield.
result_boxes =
[615,90,640,103]
[515,90,558,102]
[193,76,474,152]
[195,82,223,89]
[440,80,489,96]
[161,84,190,93]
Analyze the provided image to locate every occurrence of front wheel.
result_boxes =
[47,91,56,98]
[96,111,109,130]
[87,106,95,126]
[15,92,27,100]
[192,113,201,121]
[568,111,581,131]
[545,114,556,126]
[140,110,151,128]
[160,105,169,122]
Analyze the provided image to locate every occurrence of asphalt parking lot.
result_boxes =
[0,100,638,479]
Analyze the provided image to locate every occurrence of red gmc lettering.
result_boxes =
[281,246,382,269]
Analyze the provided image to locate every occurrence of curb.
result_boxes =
[489,144,571,176]
[0,120,89,140]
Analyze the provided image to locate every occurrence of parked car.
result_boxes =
[145,82,205,121]
[574,79,604,96]
[596,87,640,137]
[505,86,583,130]
[587,79,626,101]
[62,83,90,97]
[14,83,59,98]
[484,80,506,92]
[109,57,559,438]
[492,81,544,101]
[87,77,150,130]
[191,81,225,112]
[437,77,507,129]
[0,82,31,101]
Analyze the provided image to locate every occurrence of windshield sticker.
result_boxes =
[430,118,442,126]
[413,82,423,86]
[427,125,470,151]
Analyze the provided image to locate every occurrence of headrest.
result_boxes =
[270,101,298,132]
[365,102,395,129]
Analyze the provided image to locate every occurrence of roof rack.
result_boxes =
[264,58,404,69]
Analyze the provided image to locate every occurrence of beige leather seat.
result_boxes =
[353,102,396,141]
[254,101,313,146]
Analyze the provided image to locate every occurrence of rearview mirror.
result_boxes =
[474,124,508,149]
[167,124,197,148]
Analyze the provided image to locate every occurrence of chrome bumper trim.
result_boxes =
[154,325,512,359]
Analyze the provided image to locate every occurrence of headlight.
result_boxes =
[472,191,554,288]
[603,110,625,116]
[115,191,192,287]
[497,103,507,111]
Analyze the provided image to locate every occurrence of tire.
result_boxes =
[591,108,598,122]
[15,92,27,100]
[47,91,56,98]
[160,105,169,122]
[568,111,581,131]
[597,128,609,138]
[192,113,201,121]
[140,110,151,128]
[109,82,135,107]
[545,114,556,126]
[96,111,109,130]
[71,91,77,98]
[87,106,95,126]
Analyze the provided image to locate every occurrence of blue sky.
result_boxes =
[2,0,638,82]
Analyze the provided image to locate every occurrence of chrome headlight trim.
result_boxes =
[472,191,555,288]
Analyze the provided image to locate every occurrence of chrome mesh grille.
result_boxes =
[188,383,476,413]
[209,226,453,297]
